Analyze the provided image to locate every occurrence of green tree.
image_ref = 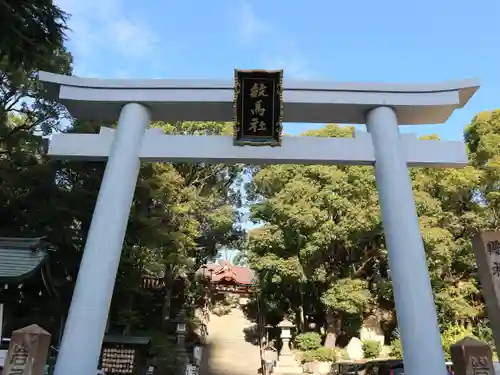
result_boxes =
[1,43,244,336]
[0,0,74,338]
[246,123,488,348]
[107,121,245,331]
[0,0,68,70]
[247,125,383,346]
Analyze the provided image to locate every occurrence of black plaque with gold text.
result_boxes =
[233,69,283,146]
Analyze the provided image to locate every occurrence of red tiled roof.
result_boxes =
[198,261,254,285]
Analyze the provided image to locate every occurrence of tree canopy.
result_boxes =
[0,0,68,70]
[244,120,497,350]
[0,7,244,344]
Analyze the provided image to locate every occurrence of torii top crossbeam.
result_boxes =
[38,72,479,168]
[39,71,479,125]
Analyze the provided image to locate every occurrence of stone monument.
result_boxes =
[472,231,500,359]
[346,337,364,360]
[2,324,51,375]
[450,337,494,375]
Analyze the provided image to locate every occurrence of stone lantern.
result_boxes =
[176,321,187,338]
[173,309,189,365]
[174,309,187,342]
[278,318,294,356]
[276,319,302,374]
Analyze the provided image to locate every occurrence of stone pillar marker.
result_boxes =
[3,324,51,375]
[472,231,500,360]
[450,337,494,375]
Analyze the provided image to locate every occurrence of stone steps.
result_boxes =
[200,308,262,375]
[199,308,303,375]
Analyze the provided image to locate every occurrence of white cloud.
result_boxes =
[234,2,314,80]
[56,0,158,75]
[262,41,314,80]
[264,56,314,80]
[237,3,270,44]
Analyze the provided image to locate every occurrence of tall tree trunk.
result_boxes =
[324,310,341,348]
[294,283,305,332]
[295,306,305,333]
[161,287,173,328]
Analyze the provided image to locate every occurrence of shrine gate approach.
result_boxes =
[38,71,479,375]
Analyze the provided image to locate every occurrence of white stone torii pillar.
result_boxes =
[38,71,478,375]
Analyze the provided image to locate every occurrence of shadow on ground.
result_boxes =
[199,341,263,375]
[199,341,214,375]
[243,324,260,345]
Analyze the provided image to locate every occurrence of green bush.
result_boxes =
[362,340,381,359]
[335,348,349,360]
[476,324,499,361]
[389,337,403,358]
[295,332,322,351]
[390,325,479,361]
[441,324,475,361]
[150,333,185,375]
[300,347,338,363]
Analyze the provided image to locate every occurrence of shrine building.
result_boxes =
[196,261,254,297]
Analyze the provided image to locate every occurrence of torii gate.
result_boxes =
[39,71,479,375]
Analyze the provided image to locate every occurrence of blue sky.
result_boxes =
[58,0,500,140]
[56,0,500,258]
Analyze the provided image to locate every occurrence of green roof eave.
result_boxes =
[0,237,53,284]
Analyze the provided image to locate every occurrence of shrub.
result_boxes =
[441,324,476,361]
[391,325,478,361]
[300,350,315,364]
[211,296,239,316]
[390,325,476,361]
[150,333,185,375]
[362,340,381,359]
[211,303,232,316]
[295,332,322,351]
[335,348,349,360]
[389,337,403,358]
[475,323,499,360]
[300,347,337,363]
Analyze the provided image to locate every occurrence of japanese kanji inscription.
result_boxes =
[233,69,283,146]
[472,232,500,360]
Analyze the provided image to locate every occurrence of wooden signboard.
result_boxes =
[472,231,500,360]
[233,69,283,146]
[99,336,151,375]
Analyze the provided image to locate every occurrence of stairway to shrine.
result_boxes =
[200,307,262,375]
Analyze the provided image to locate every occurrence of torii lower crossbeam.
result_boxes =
[48,127,467,167]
